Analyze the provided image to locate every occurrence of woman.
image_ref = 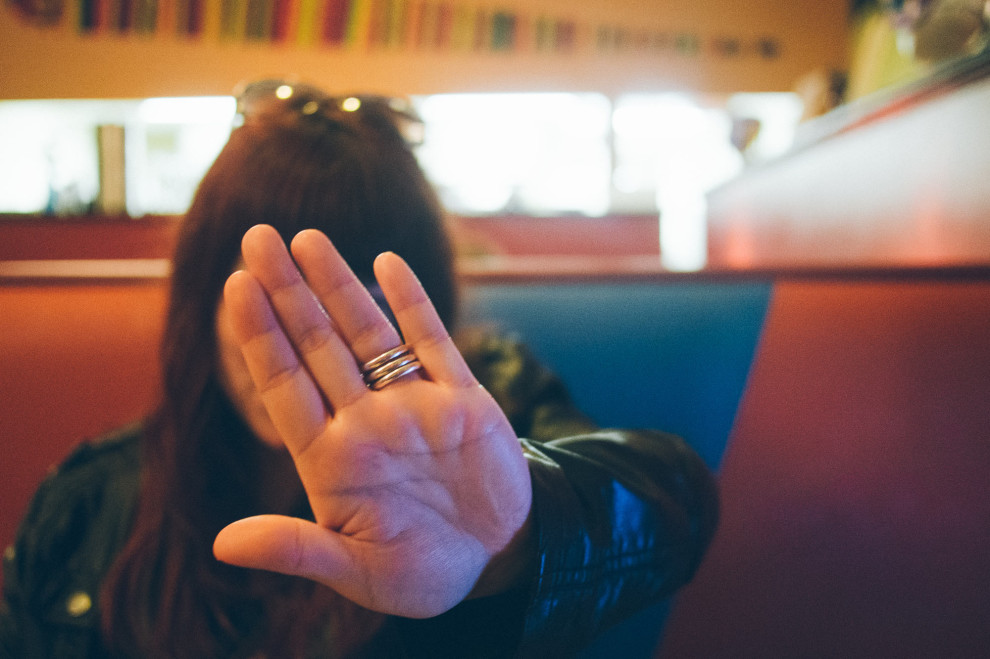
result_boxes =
[1,81,717,658]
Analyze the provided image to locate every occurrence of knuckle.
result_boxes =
[258,361,304,394]
[294,322,334,356]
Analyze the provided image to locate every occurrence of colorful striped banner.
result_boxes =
[472,7,487,51]
[556,19,575,51]
[46,0,780,62]
[756,37,780,59]
[134,0,158,33]
[244,0,270,39]
[513,10,530,53]
[177,0,203,35]
[418,2,436,48]
[712,36,741,56]
[270,0,291,41]
[534,15,553,51]
[219,0,244,39]
[675,32,699,54]
[435,2,452,49]
[114,0,133,32]
[403,0,421,48]
[419,0,435,49]
[79,0,100,32]
[366,0,384,46]
[158,0,174,36]
[448,3,473,51]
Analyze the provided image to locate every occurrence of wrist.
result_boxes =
[468,510,537,599]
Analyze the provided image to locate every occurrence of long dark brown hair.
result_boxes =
[100,94,458,657]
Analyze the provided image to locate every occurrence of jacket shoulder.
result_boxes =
[4,424,142,630]
[456,329,598,441]
[55,422,143,475]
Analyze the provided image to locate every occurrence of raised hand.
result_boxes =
[212,225,533,618]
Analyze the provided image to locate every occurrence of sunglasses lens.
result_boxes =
[234,80,423,145]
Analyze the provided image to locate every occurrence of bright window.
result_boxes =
[0,97,234,217]
[0,91,801,232]
[414,93,612,216]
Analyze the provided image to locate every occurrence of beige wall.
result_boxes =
[1,0,849,98]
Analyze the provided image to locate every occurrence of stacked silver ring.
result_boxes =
[361,344,422,390]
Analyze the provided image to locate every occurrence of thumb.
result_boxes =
[213,515,350,583]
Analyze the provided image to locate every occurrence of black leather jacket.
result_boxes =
[1,333,718,658]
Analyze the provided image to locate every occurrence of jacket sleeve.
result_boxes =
[393,333,719,657]
[517,430,718,656]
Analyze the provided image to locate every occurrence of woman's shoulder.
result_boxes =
[454,326,528,363]
[454,327,554,391]
[27,423,143,525]
[4,424,142,627]
[455,328,599,442]
[48,422,142,477]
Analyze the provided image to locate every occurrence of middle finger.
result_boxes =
[289,229,405,365]
[240,225,370,409]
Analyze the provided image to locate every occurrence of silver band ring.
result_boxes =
[361,344,422,390]
[364,354,418,382]
[368,360,421,390]
[362,345,411,371]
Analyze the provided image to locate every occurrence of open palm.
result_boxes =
[213,225,532,618]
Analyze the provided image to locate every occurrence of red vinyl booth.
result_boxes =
[3,268,989,659]
[656,273,990,658]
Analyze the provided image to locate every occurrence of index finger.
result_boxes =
[222,269,328,454]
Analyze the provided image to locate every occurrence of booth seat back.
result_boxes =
[461,278,772,659]
[0,275,771,651]
[1,282,167,555]
[460,279,771,470]
[657,273,990,658]
[6,271,988,658]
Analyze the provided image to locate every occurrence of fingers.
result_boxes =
[239,225,468,403]
[373,252,477,388]
[222,270,329,452]
[240,225,369,409]
[289,229,402,364]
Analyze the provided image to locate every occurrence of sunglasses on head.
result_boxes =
[233,79,425,146]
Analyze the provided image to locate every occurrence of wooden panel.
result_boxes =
[707,55,990,270]
[0,214,658,264]
[453,214,659,257]
[0,215,179,261]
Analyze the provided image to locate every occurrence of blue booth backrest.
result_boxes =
[461,279,773,472]
[460,278,771,658]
